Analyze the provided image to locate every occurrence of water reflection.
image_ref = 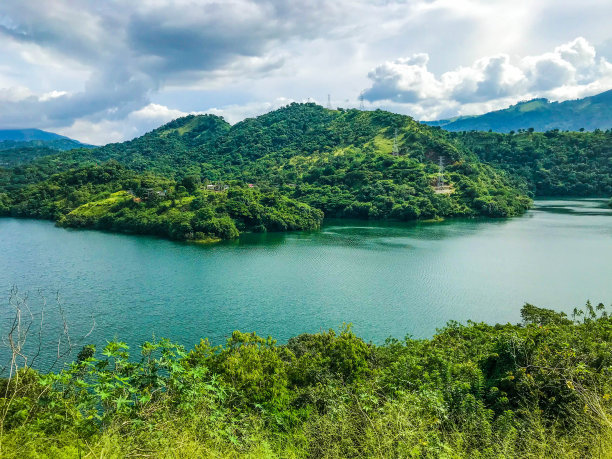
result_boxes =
[534,198,611,215]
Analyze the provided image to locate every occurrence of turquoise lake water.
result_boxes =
[0,198,611,368]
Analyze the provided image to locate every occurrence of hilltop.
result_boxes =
[0,104,532,242]
[87,114,230,174]
[426,89,612,132]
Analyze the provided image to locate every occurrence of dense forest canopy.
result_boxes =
[450,128,612,196]
[1,162,323,242]
[5,103,611,197]
[0,146,59,168]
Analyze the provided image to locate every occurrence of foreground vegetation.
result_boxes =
[1,303,612,457]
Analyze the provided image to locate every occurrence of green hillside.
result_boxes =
[0,146,59,168]
[197,104,530,219]
[88,114,230,174]
[2,162,323,242]
[451,129,612,196]
[426,89,612,132]
[0,104,532,241]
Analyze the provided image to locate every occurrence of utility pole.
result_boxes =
[392,128,399,156]
[437,156,445,188]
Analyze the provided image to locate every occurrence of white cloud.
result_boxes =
[56,119,133,145]
[57,103,194,145]
[0,85,33,102]
[2,1,612,142]
[0,0,342,133]
[205,97,295,124]
[129,103,188,121]
[557,37,596,70]
[363,37,612,119]
[39,90,68,102]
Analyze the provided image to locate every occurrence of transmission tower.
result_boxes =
[327,94,332,110]
[359,94,365,110]
[437,156,445,188]
[392,128,399,156]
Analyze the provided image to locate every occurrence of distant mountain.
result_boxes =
[0,128,93,150]
[0,128,73,142]
[425,89,612,132]
[0,129,93,166]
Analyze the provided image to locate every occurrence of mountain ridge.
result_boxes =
[0,103,532,242]
[0,128,72,142]
[425,89,612,132]
[0,128,95,166]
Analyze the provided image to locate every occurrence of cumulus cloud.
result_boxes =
[0,0,341,132]
[2,1,612,142]
[56,103,196,145]
[362,37,612,119]
[57,98,299,145]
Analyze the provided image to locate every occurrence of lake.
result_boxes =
[0,198,611,368]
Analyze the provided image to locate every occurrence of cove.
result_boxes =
[0,198,611,367]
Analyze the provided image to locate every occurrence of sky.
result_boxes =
[1,0,612,145]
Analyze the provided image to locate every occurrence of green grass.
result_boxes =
[517,100,547,112]
[369,132,394,154]
[67,191,131,218]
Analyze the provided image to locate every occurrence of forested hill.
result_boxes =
[88,114,230,174]
[3,102,612,244]
[75,102,612,201]
[0,104,533,242]
[452,129,612,196]
[11,104,492,177]
[426,89,612,132]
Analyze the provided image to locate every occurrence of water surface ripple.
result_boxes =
[0,199,610,366]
